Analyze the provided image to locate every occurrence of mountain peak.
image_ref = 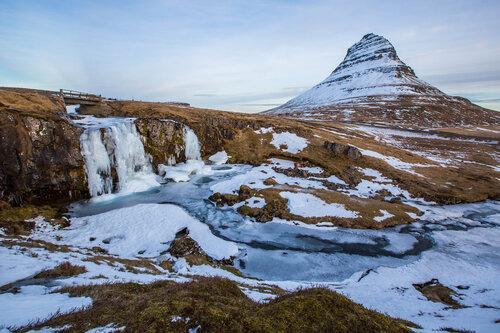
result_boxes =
[263,34,499,127]
[345,33,397,62]
[323,33,414,86]
[269,33,428,110]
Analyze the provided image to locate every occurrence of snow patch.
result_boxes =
[0,285,91,328]
[374,210,394,222]
[270,132,308,154]
[280,192,358,218]
[208,151,230,165]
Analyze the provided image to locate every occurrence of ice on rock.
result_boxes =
[80,130,113,197]
[183,126,202,161]
[65,104,79,115]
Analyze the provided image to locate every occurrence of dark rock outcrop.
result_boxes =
[324,141,362,159]
[0,111,88,204]
[134,118,186,171]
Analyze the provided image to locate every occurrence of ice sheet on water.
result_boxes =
[339,225,500,332]
[36,204,239,260]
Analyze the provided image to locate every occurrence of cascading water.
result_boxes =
[80,129,113,197]
[80,121,160,199]
[159,125,211,182]
[183,126,202,161]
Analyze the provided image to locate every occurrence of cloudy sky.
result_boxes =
[1,0,499,112]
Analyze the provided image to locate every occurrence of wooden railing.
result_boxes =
[60,89,102,103]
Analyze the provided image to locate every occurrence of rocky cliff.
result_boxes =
[0,89,87,204]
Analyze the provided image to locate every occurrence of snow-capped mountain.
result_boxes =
[264,33,499,127]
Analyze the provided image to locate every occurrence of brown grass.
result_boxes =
[216,181,419,229]
[0,88,64,114]
[82,255,163,275]
[413,279,465,309]
[34,262,87,279]
[0,204,69,235]
[19,277,416,333]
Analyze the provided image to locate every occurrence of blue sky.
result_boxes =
[1,0,499,112]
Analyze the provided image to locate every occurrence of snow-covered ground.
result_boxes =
[1,162,499,331]
[1,108,498,332]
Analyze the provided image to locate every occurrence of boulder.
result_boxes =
[324,141,362,160]
[168,235,207,258]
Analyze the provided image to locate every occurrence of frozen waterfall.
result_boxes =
[159,126,211,182]
[183,126,202,161]
[80,122,160,198]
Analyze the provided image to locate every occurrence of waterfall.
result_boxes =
[80,121,160,198]
[159,125,210,182]
[183,126,201,161]
[80,130,113,197]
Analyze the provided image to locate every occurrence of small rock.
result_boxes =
[238,185,252,201]
[168,235,207,258]
[263,177,278,186]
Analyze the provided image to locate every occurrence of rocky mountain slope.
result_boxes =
[264,33,500,127]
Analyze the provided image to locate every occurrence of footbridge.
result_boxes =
[60,89,102,105]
